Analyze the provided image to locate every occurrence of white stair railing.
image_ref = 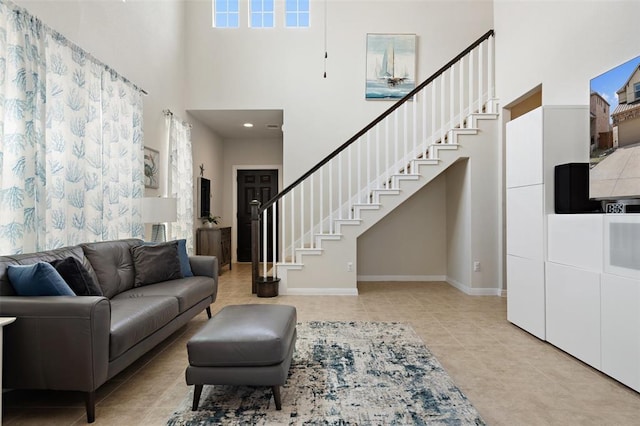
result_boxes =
[252,30,495,284]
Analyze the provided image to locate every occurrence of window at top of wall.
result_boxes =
[213,0,239,28]
[285,0,309,28]
[635,82,640,101]
[250,0,274,28]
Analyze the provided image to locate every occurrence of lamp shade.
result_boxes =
[141,197,177,223]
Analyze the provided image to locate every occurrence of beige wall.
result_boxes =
[357,174,447,279]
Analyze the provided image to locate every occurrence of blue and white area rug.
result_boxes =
[167,321,485,425]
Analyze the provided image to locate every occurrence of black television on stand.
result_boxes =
[589,54,640,213]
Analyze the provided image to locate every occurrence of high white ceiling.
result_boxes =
[187,109,283,140]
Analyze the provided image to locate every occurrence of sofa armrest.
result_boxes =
[189,255,219,281]
[0,296,111,392]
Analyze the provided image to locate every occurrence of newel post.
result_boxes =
[250,200,261,294]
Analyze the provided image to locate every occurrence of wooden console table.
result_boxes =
[196,227,232,271]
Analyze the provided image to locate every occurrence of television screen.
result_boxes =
[589,55,640,200]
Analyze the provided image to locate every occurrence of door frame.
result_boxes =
[232,164,283,264]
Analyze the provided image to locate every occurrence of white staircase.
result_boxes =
[254,30,498,295]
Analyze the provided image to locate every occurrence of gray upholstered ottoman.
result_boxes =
[186,304,297,410]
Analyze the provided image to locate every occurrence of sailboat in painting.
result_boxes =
[379,45,408,87]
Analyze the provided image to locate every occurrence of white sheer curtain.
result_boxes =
[0,0,144,254]
[167,113,194,254]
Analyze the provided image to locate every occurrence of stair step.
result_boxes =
[353,203,381,210]
[295,247,323,263]
[276,262,304,271]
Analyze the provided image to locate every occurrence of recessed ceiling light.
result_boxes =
[243,123,254,128]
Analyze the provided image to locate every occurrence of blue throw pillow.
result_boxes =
[7,262,76,296]
[177,239,194,277]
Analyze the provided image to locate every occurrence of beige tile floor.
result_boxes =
[4,263,640,425]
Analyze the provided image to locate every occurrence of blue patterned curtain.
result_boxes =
[0,0,144,254]
[167,114,194,254]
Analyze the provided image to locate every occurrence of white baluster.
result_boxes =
[329,159,333,233]
[479,41,484,113]
[262,209,267,277]
[338,152,343,219]
[310,172,314,248]
[348,145,352,219]
[469,48,474,113]
[450,64,455,133]
[290,187,295,260]
[385,119,390,187]
[460,56,465,129]
[412,91,417,159]
[319,167,323,233]
[488,35,494,111]
[355,139,362,203]
[272,203,277,276]
[300,180,305,248]
[367,132,371,203]
[431,81,436,157]
[423,85,428,158]
[281,195,286,262]
[394,111,399,175]
[403,103,408,173]
[440,73,445,143]
[376,125,380,190]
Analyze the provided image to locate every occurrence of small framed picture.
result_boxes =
[143,146,159,189]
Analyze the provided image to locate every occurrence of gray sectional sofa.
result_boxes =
[0,238,218,423]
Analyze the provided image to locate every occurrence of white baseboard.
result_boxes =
[357,275,447,282]
[446,277,502,296]
[282,287,359,296]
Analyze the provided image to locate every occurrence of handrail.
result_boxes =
[259,29,494,213]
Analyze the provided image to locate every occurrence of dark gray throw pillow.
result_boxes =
[49,257,103,296]
[131,241,183,287]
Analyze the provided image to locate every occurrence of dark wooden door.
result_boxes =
[237,169,278,262]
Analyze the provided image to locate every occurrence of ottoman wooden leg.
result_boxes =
[192,384,203,411]
[272,385,282,410]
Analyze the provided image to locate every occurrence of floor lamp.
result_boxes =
[142,197,177,243]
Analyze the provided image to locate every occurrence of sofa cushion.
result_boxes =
[49,257,103,296]
[131,241,182,287]
[7,262,76,296]
[108,295,179,360]
[82,239,141,298]
[117,276,214,313]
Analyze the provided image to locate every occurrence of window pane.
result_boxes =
[228,13,239,27]
[251,0,262,12]
[228,0,238,12]
[264,14,274,27]
[286,12,297,27]
[285,0,297,11]
[299,0,309,12]
[265,0,274,11]
[217,0,228,12]
[251,12,262,27]
[299,12,309,27]
[216,13,228,27]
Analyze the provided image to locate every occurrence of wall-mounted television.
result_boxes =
[198,177,211,218]
[589,54,640,201]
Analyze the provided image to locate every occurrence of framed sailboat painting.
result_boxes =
[366,33,416,100]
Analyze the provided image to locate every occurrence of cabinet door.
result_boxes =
[545,262,601,369]
[507,255,546,339]
[601,273,640,392]
[547,214,603,271]
[506,184,544,260]
[506,107,543,188]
